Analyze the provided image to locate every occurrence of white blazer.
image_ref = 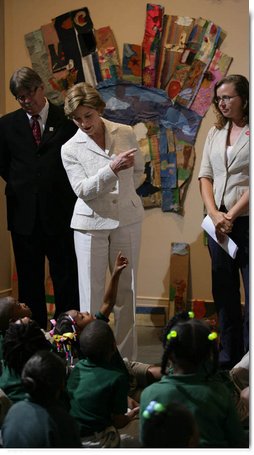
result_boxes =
[198,122,249,215]
[61,118,145,230]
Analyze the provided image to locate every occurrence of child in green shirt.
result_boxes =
[2,350,81,448]
[50,252,161,402]
[140,312,247,448]
[67,319,139,447]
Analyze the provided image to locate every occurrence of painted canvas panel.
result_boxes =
[142,3,164,87]
[190,49,233,116]
[53,11,85,83]
[24,4,232,214]
[95,26,122,81]
[169,243,190,314]
[25,29,64,105]
[40,23,78,99]
[122,43,142,84]
[157,15,194,89]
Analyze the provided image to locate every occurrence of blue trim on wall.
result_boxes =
[136,306,166,315]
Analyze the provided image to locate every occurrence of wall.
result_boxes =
[1,0,249,307]
[0,0,12,296]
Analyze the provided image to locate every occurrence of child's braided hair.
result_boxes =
[49,313,80,367]
[160,311,218,377]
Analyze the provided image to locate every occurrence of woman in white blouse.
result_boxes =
[61,82,145,361]
[199,74,249,369]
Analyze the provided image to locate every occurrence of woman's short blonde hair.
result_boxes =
[64,82,106,117]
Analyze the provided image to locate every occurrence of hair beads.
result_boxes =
[166,330,177,341]
[208,332,217,341]
[50,315,78,369]
[143,401,166,419]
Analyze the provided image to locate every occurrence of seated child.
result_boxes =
[160,312,249,424]
[50,252,161,401]
[141,400,199,447]
[50,252,128,361]
[139,312,247,448]
[0,297,32,358]
[0,319,52,403]
[229,351,249,423]
[1,350,81,448]
[67,319,139,448]
[0,299,33,424]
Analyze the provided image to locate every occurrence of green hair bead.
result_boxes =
[208,331,218,341]
[154,402,165,412]
[167,330,177,341]
[142,409,151,419]
[143,401,166,419]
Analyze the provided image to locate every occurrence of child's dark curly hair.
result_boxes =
[21,350,66,405]
[79,319,115,363]
[142,400,198,448]
[160,311,219,377]
[3,320,51,375]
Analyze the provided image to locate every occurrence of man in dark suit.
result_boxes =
[0,67,79,329]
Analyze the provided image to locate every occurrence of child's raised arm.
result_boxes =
[99,252,128,319]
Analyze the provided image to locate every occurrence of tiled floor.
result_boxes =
[137,325,163,364]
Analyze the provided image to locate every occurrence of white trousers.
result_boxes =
[74,222,142,360]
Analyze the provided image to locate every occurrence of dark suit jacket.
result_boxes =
[0,102,78,235]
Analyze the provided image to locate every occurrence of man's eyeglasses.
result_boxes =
[16,86,39,103]
[214,95,240,105]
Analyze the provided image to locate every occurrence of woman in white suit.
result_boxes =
[199,75,249,369]
[61,82,145,360]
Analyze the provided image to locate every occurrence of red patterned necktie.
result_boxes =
[31,115,41,145]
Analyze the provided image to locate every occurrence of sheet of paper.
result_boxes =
[201,215,238,259]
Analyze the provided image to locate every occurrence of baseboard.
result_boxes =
[0,289,12,297]
[4,289,242,329]
[133,298,219,327]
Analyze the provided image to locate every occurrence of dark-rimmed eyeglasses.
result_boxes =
[16,86,39,103]
[214,95,240,105]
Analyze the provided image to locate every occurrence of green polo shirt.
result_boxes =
[140,369,246,448]
[67,358,128,436]
[0,364,26,403]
